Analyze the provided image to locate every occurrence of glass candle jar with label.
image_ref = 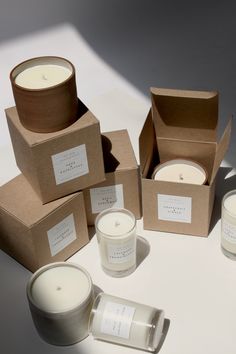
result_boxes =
[221,190,236,260]
[89,293,165,352]
[95,208,137,277]
[27,262,94,345]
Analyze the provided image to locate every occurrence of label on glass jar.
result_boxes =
[157,194,192,223]
[47,214,77,256]
[90,184,124,214]
[100,301,135,339]
[222,219,236,243]
[107,239,135,264]
[51,144,89,185]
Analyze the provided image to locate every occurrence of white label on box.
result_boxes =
[47,214,77,256]
[51,145,89,185]
[100,301,135,339]
[107,239,135,264]
[222,219,236,244]
[157,194,192,223]
[90,184,124,214]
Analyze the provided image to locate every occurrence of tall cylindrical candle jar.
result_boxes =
[221,190,236,260]
[95,208,137,277]
[10,56,78,132]
[26,262,94,345]
[89,293,165,352]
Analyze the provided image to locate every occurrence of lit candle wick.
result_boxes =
[179,173,184,181]
[42,74,48,81]
[114,221,120,227]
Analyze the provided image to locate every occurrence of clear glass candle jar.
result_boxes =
[221,190,236,260]
[89,293,165,352]
[95,208,137,277]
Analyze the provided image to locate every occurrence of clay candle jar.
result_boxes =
[152,159,207,185]
[10,56,78,132]
[89,293,165,352]
[95,208,137,277]
[26,262,94,345]
[221,190,236,260]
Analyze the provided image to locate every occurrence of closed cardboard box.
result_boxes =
[139,88,232,237]
[6,100,105,203]
[84,130,142,225]
[0,174,89,271]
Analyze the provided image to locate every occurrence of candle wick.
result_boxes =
[42,74,47,81]
[56,286,62,291]
[179,173,184,180]
[114,221,120,227]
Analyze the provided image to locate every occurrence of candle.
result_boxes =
[10,56,78,132]
[15,64,72,89]
[221,190,236,260]
[95,208,137,277]
[89,293,165,352]
[152,159,207,185]
[27,262,94,345]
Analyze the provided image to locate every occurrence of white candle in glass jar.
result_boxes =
[95,208,137,277]
[15,64,72,89]
[152,159,207,185]
[221,190,236,260]
[27,262,94,345]
[89,293,165,352]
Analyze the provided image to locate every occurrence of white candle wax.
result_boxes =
[31,264,91,312]
[221,191,236,259]
[152,159,207,185]
[95,209,136,277]
[15,64,72,89]
[89,293,165,352]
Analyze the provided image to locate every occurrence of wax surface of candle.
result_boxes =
[153,161,206,185]
[15,64,71,89]
[31,266,90,312]
[221,192,236,257]
[224,194,236,215]
[97,211,135,236]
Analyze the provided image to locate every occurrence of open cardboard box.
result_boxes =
[83,129,142,225]
[5,100,105,204]
[139,88,232,237]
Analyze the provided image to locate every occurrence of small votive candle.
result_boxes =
[152,159,207,185]
[95,208,137,277]
[10,56,78,133]
[26,262,94,345]
[89,293,165,352]
[221,190,236,260]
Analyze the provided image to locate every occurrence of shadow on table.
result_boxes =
[136,236,150,268]
[209,167,236,234]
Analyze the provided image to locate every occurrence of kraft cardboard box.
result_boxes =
[5,100,105,204]
[139,88,232,237]
[0,174,89,272]
[83,130,142,225]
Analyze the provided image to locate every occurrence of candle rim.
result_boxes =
[27,262,93,315]
[95,208,136,239]
[223,190,236,217]
[152,158,208,185]
[10,56,75,92]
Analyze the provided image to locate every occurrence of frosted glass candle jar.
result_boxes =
[89,293,165,352]
[152,159,207,185]
[10,56,78,132]
[95,208,137,277]
[26,262,94,345]
[221,190,236,260]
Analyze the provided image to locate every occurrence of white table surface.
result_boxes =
[0,24,236,354]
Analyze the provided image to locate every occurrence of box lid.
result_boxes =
[151,88,218,142]
[0,174,78,227]
[102,130,138,172]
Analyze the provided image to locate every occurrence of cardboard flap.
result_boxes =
[151,88,218,142]
[210,117,232,184]
[139,109,156,177]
